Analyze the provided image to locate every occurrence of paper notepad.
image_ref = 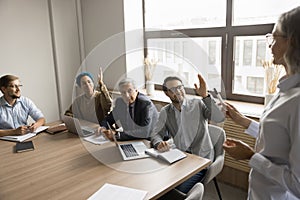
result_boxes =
[88,183,147,200]
[83,134,109,145]
[145,148,187,164]
[0,126,49,142]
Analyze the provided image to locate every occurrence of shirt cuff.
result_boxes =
[245,120,259,138]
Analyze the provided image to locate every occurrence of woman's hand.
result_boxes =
[223,138,255,160]
[225,102,251,128]
[98,66,103,86]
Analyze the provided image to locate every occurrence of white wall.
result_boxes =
[0,0,81,122]
[0,0,143,122]
[80,0,127,89]
[50,0,82,115]
[0,0,59,122]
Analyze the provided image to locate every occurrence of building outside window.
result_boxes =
[144,0,298,103]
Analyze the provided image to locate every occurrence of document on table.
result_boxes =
[0,126,49,142]
[83,134,109,145]
[145,148,187,164]
[88,183,147,200]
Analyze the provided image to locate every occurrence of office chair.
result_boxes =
[202,124,226,200]
[159,182,204,200]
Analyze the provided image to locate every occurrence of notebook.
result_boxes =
[0,126,49,142]
[62,115,95,137]
[145,148,186,164]
[107,123,149,161]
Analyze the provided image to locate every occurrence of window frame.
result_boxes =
[142,0,275,104]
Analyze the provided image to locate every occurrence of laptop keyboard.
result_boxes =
[120,144,139,157]
[82,128,94,136]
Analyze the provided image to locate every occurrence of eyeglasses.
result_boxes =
[265,33,287,46]
[120,88,135,96]
[168,85,184,93]
[7,84,23,89]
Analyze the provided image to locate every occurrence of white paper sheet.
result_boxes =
[83,134,109,145]
[88,183,147,200]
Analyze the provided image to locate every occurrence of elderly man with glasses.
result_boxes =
[0,74,45,137]
[151,74,225,194]
[99,78,158,141]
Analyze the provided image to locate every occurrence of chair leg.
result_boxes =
[213,177,222,200]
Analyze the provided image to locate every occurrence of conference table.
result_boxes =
[0,122,211,200]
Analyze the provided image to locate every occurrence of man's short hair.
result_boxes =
[162,76,183,92]
[75,72,94,87]
[118,78,136,90]
[0,74,19,93]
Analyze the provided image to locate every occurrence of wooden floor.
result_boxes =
[203,181,247,200]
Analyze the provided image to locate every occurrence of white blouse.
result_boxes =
[245,73,300,200]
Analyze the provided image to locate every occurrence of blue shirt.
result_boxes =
[0,96,44,129]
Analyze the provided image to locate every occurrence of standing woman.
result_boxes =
[65,67,112,124]
[223,6,300,199]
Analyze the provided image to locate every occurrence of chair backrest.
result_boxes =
[208,124,226,159]
[161,182,204,200]
[202,124,226,184]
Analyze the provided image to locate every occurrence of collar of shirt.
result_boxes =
[170,98,187,112]
[278,73,300,92]
[129,101,135,109]
[0,96,21,107]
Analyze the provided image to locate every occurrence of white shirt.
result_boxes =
[152,96,225,161]
[245,73,300,200]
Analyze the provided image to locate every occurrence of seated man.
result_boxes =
[65,67,112,124]
[0,74,45,136]
[100,78,158,141]
[151,74,225,194]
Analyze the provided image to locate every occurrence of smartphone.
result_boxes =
[16,141,35,153]
[210,88,227,112]
[213,88,226,106]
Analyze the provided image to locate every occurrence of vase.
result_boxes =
[146,81,155,96]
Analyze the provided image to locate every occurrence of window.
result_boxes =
[247,77,264,95]
[144,0,299,103]
[233,36,269,97]
[145,0,226,29]
[147,37,222,91]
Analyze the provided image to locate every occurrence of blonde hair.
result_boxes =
[278,6,300,74]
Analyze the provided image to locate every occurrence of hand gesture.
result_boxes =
[194,74,208,97]
[225,102,251,128]
[97,126,106,136]
[223,138,254,160]
[98,66,103,86]
[157,141,170,152]
[14,126,30,135]
[27,123,38,133]
[102,128,116,141]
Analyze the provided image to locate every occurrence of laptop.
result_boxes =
[107,123,149,161]
[62,115,95,137]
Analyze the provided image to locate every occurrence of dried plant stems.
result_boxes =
[261,60,283,94]
[144,57,158,81]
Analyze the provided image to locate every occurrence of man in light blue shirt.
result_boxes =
[0,74,45,137]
